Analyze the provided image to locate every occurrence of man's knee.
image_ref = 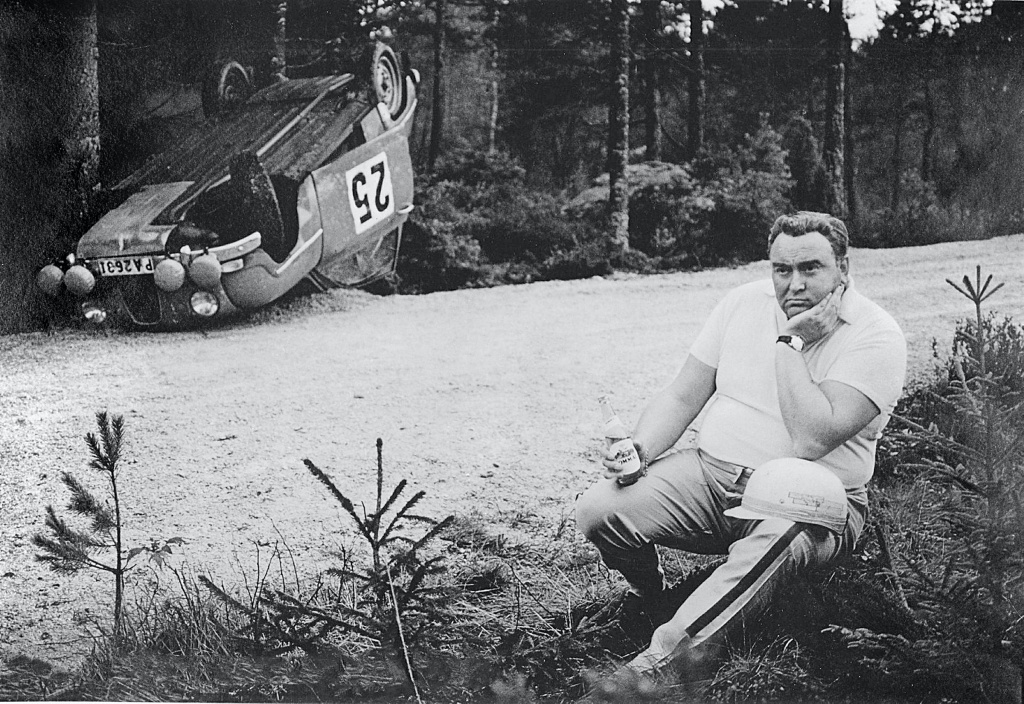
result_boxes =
[574,480,618,543]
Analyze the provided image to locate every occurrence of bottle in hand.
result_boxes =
[599,396,643,486]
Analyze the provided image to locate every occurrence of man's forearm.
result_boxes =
[631,355,717,465]
[631,390,701,464]
[775,343,837,459]
[776,342,881,462]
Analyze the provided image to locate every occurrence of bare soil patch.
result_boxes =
[3,235,1024,666]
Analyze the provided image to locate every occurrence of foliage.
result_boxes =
[698,115,794,262]
[399,146,595,292]
[832,267,1024,701]
[782,115,826,212]
[705,636,823,703]
[565,118,792,266]
[856,171,996,248]
[32,411,184,639]
[200,438,456,696]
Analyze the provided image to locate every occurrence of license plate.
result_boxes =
[94,257,155,277]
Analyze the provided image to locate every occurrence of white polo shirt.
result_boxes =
[689,279,907,489]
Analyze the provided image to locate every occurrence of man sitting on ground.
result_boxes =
[575,211,907,681]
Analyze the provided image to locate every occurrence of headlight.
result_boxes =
[81,302,107,324]
[189,290,220,317]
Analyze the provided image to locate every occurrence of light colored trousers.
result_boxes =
[575,447,867,678]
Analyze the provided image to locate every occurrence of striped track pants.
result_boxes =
[575,447,867,678]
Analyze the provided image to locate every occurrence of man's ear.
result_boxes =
[839,257,850,284]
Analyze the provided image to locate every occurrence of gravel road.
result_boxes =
[3,235,1024,666]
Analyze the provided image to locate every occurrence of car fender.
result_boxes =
[220,228,323,309]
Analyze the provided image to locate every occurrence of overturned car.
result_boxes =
[37,43,417,329]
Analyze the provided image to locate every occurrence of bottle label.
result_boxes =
[607,438,642,473]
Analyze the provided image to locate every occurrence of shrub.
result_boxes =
[472,189,584,265]
[698,115,794,262]
[401,147,595,292]
[782,115,826,211]
[857,172,995,248]
[835,268,1024,702]
[395,216,485,294]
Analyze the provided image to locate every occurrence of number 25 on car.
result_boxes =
[346,153,395,235]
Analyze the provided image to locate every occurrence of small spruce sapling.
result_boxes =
[32,411,184,639]
[301,439,454,687]
[835,267,1024,700]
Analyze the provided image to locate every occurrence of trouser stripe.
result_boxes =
[684,523,804,638]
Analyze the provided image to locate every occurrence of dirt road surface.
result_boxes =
[3,235,1024,666]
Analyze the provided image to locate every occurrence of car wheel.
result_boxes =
[202,60,253,119]
[229,151,288,262]
[367,42,405,120]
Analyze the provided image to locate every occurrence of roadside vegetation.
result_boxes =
[3,268,1022,703]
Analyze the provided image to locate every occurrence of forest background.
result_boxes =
[1,0,1023,333]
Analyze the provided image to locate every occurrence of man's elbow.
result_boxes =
[790,435,834,462]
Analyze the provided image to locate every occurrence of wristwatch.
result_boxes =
[777,334,805,352]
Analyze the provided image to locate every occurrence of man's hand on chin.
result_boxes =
[782,283,845,345]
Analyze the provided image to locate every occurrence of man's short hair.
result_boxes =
[768,211,849,261]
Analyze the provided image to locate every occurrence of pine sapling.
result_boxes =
[32,411,183,640]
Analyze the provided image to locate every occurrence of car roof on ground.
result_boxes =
[114,74,373,225]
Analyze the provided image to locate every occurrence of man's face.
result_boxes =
[769,231,849,319]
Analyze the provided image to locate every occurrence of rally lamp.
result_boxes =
[36,264,64,296]
[64,265,96,297]
[189,291,220,317]
[154,258,186,292]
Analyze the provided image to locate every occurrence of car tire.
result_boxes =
[202,60,253,119]
[229,151,288,262]
[366,42,405,121]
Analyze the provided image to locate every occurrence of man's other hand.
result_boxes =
[782,283,844,345]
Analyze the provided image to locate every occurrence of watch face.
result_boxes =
[779,335,804,351]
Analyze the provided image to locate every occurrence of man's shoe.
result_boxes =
[616,589,676,647]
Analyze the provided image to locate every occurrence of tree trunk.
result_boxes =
[428,0,447,171]
[922,78,935,182]
[823,0,848,218]
[70,0,100,223]
[640,0,661,161]
[269,1,287,82]
[607,0,630,254]
[487,8,500,154]
[892,110,904,210]
[0,0,99,332]
[687,0,705,160]
[844,49,858,228]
